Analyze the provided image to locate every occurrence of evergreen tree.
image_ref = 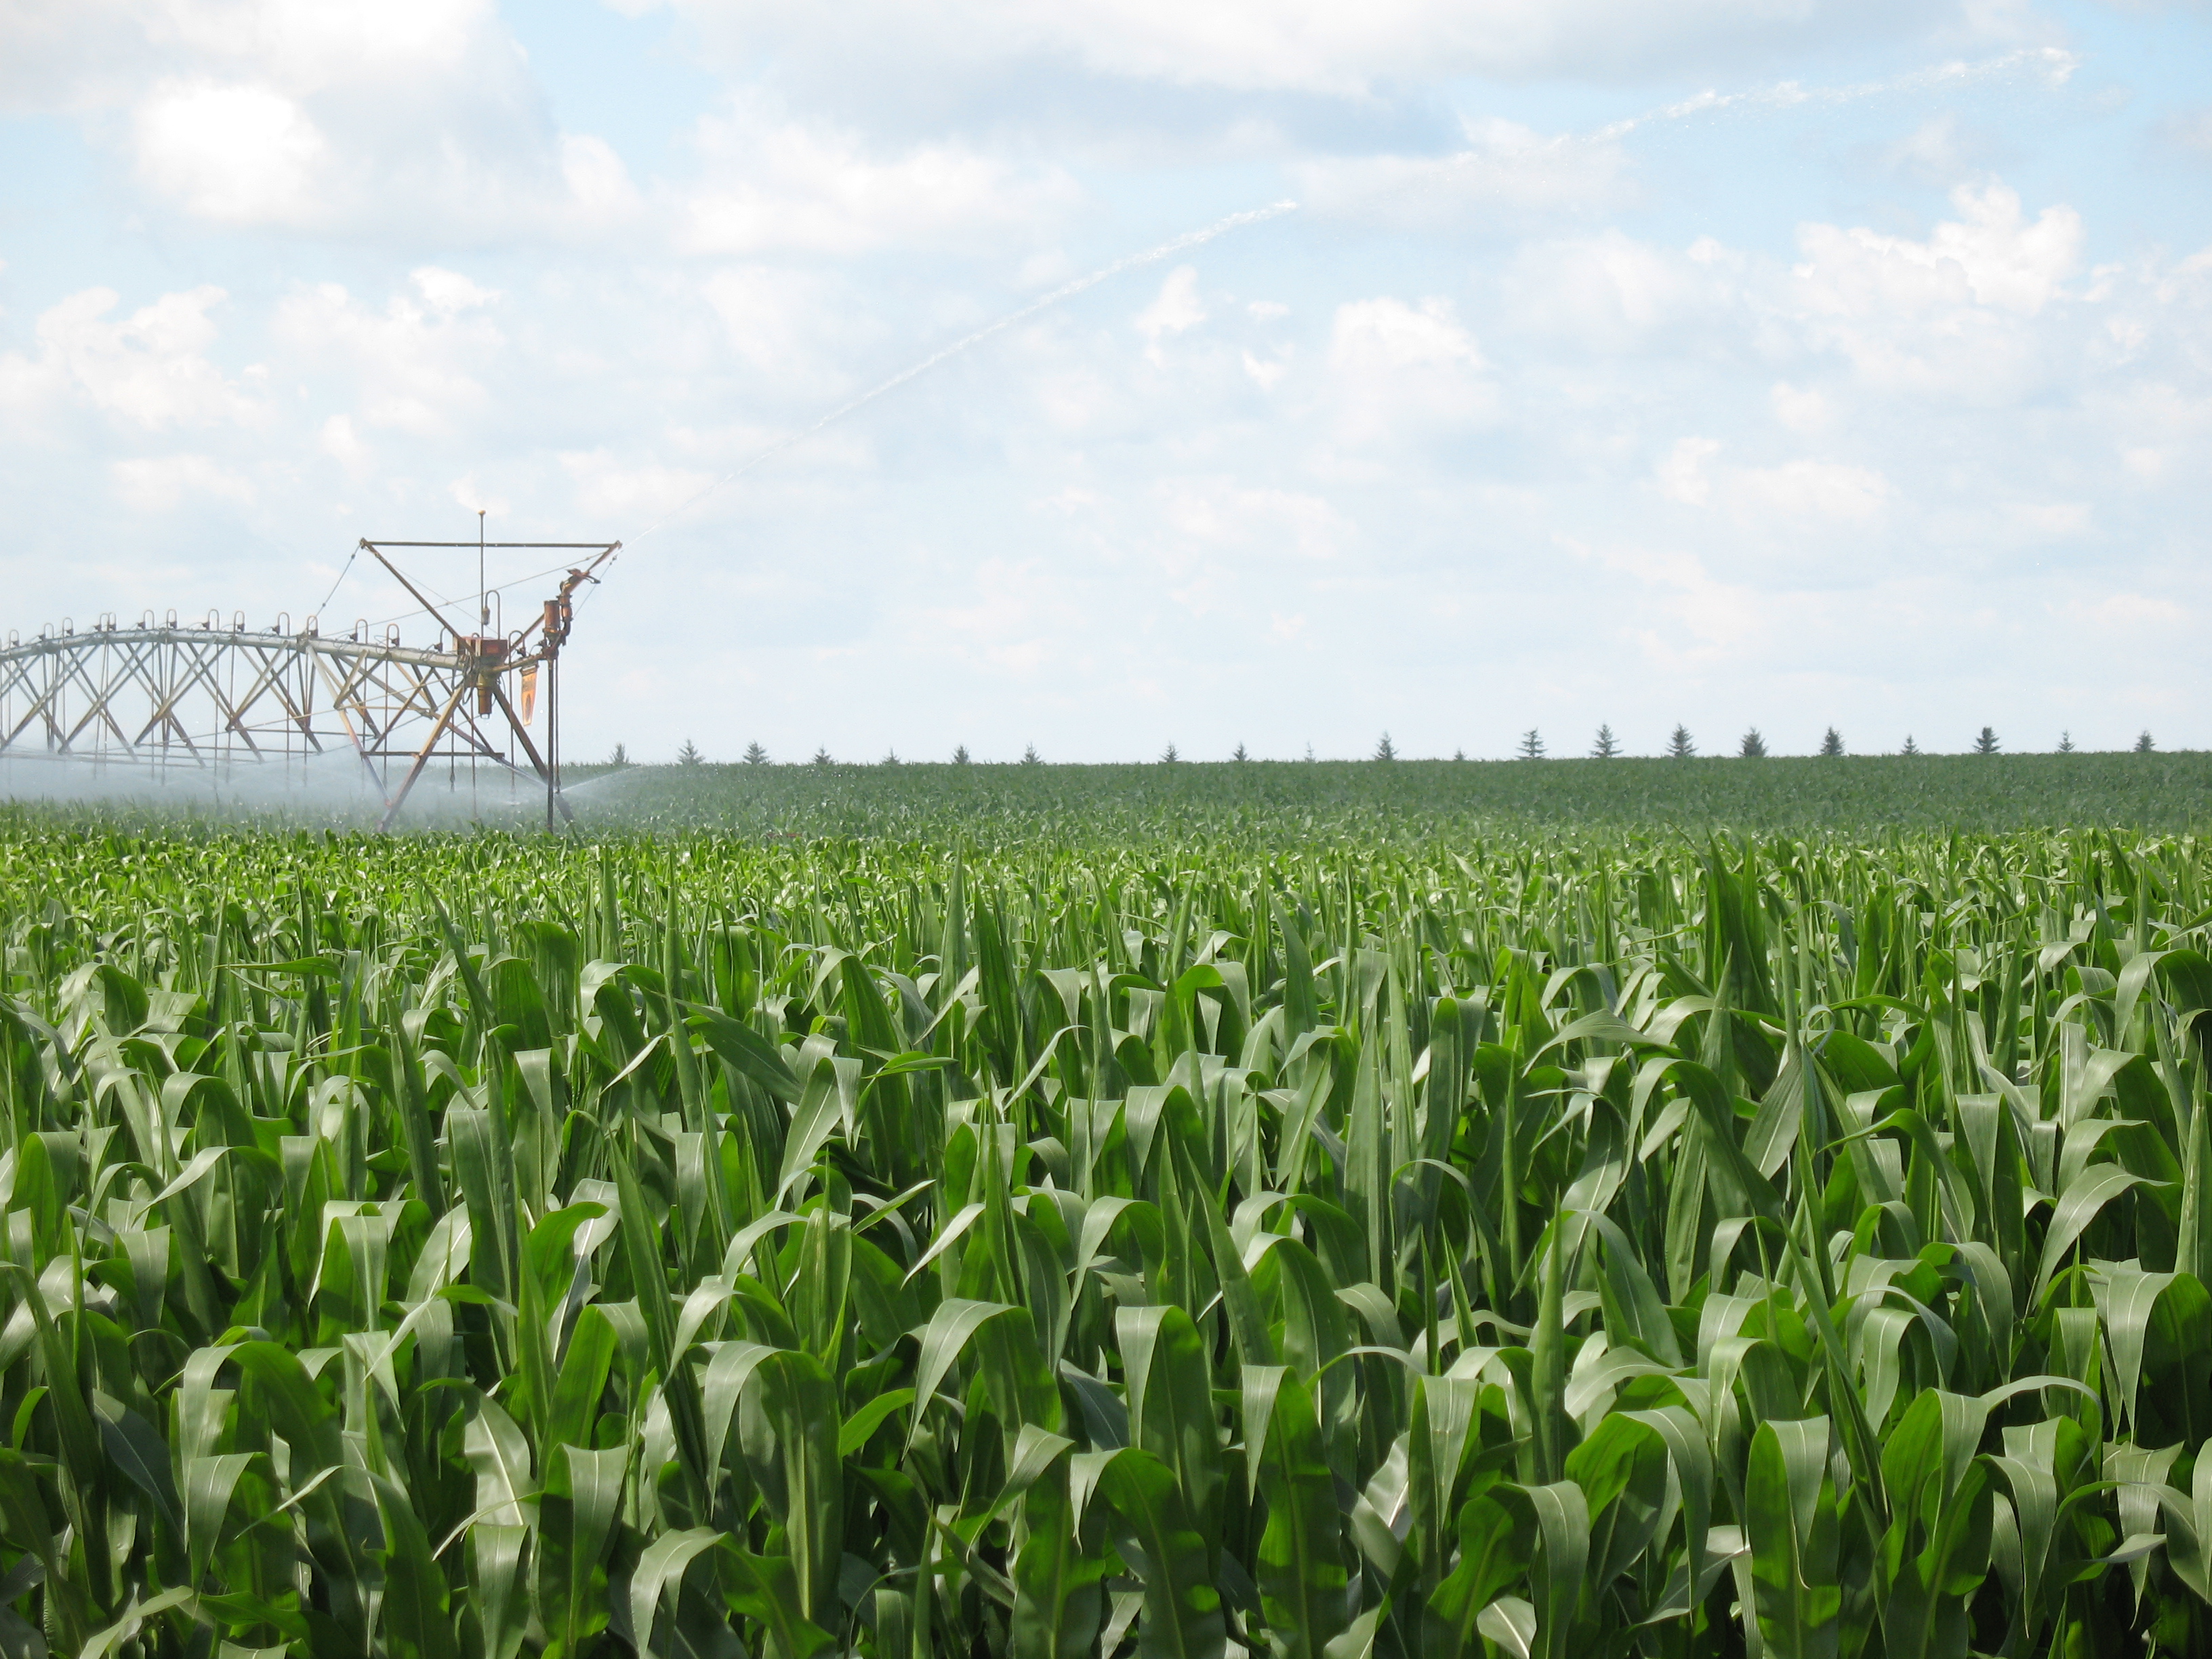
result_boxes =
[952,744,970,765]
[811,747,833,766]
[1739,728,1767,758]
[1590,724,1620,759]
[1820,727,1843,757]
[1160,743,1180,763]
[1666,724,1694,759]
[1374,732,1396,761]
[2057,731,2074,754]
[1022,744,1042,764]
[1305,743,1316,762]
[609,741,630,766]
[1902,735,1921,756]
[1518,729,1545,760]
[1974,726,1999,755]
[1233,742,1249,762]
[1453,748,1466,762]
[2136,730,2156,753]
[881,748,900,766]
[741,742,768,766]
[677,739,703,766]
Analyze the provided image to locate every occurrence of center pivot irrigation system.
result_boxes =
[0,534,617,830]
[0,203,1310,831]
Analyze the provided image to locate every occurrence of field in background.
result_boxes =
[558,750,2212,838]
[0,751,2200,841]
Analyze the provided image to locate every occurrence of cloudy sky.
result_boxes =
[2,0,2208,762]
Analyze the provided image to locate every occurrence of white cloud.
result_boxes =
[1656,436,1722,506]
[133,81,329,225]
[2005,500,2093,537]
[12,0,638,241]
[1332,297,1486,373]
[1326,295,1495,447]
[1134,267,1206,359]
[1770,382,1831,432]
[1733,457,1890,524]
[0,285,261,432]
[318,413,369,471]
[142,0,489,93]
[1788,181,2083,398]
[1148,480,1355,619]
[640,0,1952,97]
[1242,349,1292,391]
[413,268,497,315]
[560,135,644,226]
[447,473,510,518]
[1160,480,1347,561]
[557,450,717,520]
[2087,592,2186,630]
[110,453,254,512]
[270,275,503,436]
[1300,120,1631,228]
[678,103,1079,255]
[1656,437,1889,525]
[1876,113,2010,188]
[912,554,1076,680]
[1797,182,2081,321]
[697,265,876,401]
[1502,230,1738,350]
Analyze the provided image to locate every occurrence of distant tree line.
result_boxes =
[606,726,2168,765]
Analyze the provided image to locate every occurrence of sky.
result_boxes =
[1,0,2209,764]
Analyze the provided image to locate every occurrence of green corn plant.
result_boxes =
[0,808,2205,1656]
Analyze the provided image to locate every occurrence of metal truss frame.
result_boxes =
[0,621,537,821]
[0,538,617,830]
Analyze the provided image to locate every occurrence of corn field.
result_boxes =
[4,819,2212,1657]
[552,752,2212,838]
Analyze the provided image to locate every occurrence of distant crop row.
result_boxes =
[550,749,2212,839]
[0,821,2210,1656]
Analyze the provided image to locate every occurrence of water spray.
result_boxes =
[617,199,1302,557]
[1587,45,2078,144]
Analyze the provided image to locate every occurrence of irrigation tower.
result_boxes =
[0,537,616,830]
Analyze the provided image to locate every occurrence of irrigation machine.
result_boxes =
[0,535,617,830]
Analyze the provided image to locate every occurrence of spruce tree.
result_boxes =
[1974,726,1999,755]
[742,741,768,766]
[1820,727,1843,757]
[1517,729,1545,760]
[1590,724,1621,758]
[1666,725,1694,759]
[677,739,703,766]
[1374,733,1396,761]
[2136,731,2156,754]
[1739,728,1767,758]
